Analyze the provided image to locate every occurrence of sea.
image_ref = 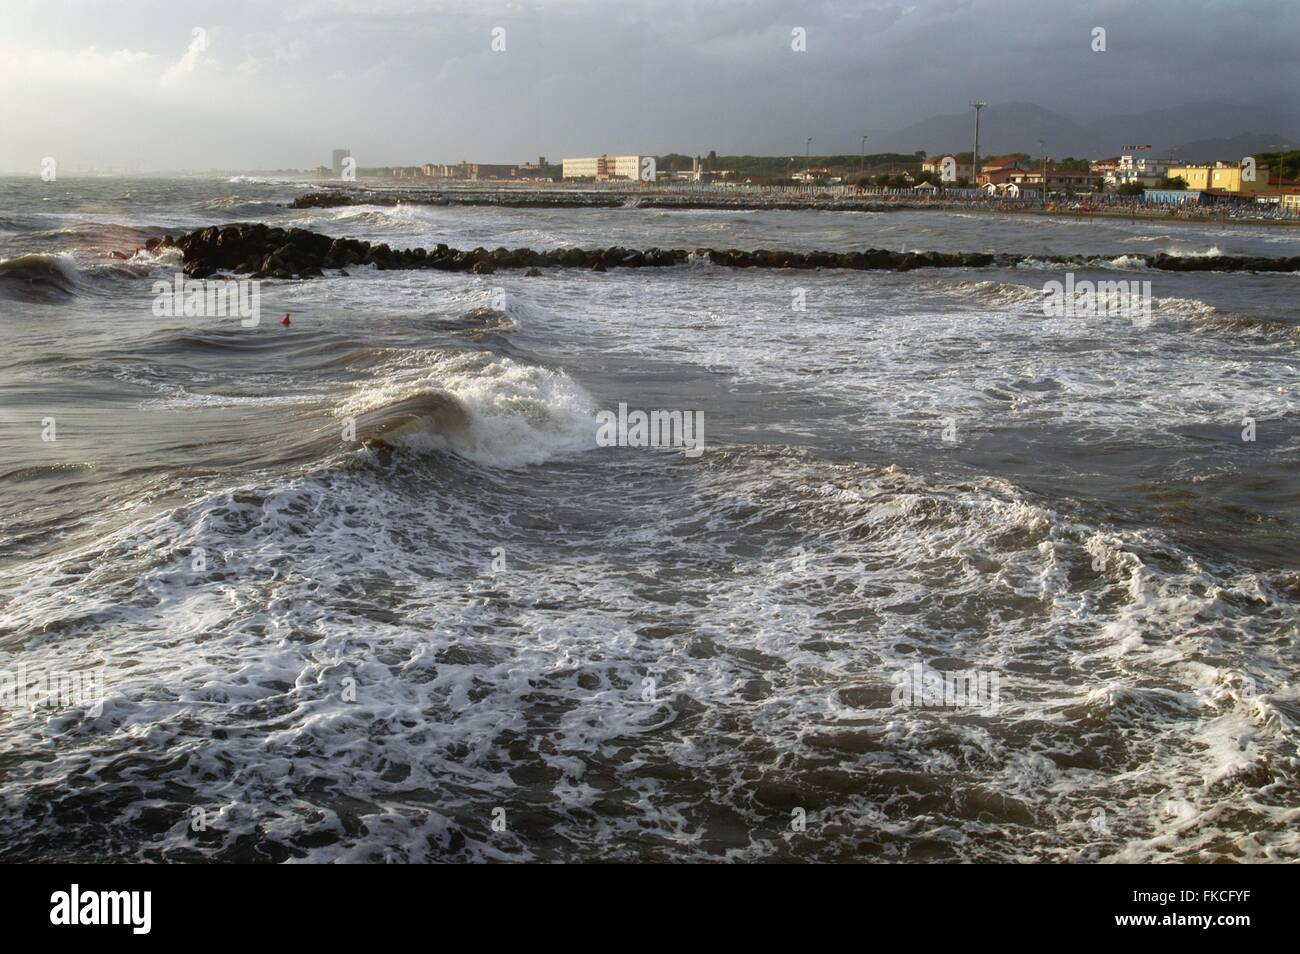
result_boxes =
[0,176,1296,862]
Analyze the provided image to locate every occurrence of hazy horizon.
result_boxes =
[3,0,1299,171]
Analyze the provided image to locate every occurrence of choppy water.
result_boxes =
[1,176,1297,862]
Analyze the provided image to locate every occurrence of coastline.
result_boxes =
[287,183,1300,229]
[1012,206,1300,229]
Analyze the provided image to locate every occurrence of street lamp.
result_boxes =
[861,135,868,175]
[970,101,986,187]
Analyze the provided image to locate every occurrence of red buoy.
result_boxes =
[281,313,291,327]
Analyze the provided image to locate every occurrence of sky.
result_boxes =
[1,0,1297,171]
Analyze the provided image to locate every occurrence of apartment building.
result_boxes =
[561,155,645,180]
[1167,162,1270,193]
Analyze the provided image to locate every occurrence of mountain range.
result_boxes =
[866,101,1300,162]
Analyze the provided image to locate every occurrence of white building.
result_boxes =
[1109,154,1173,188]
[921,155,973,181]
[1002,182,1041,198]
[562,155,644,180]
[607,155,642,179]
[562,156,601,178]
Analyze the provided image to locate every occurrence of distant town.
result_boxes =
[318,145,1300,213]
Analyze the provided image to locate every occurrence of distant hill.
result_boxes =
[867,100,1300,160]
[876,102,1094,158]
[1168,132,1297,164]
[655,152,922,176]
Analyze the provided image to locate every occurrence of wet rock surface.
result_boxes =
[155,223,1300,279]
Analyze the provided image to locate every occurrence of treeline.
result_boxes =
[655,152,927,174]
[1256,150,1300,180]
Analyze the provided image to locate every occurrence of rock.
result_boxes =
[287,192,355,209]
[156,222,1300,281]
[525,267,542,276]
[322,238,349,268]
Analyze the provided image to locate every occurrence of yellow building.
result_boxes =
[1167,162,1270,193]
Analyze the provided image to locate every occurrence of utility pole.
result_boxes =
[1039,138,1047,209]
[970,101,986,188]
[861,134,868,175]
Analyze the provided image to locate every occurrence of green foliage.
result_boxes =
[653,153,922,176]
[872,172,914,189]
[1255,150,1300,181]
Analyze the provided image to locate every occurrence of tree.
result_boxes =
[1255,149,1300,181]
[1117,182,1145,196]
[1160,175,1188,190]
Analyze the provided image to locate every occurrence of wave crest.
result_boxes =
[340,350,597,468]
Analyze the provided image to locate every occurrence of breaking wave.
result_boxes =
[338,349,598,468]
[0,248,182,301]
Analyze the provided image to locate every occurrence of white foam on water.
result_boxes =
[1104,254,1150,269]
[337,349,599,469]
[0,446,1294,862]
[2,198,1297,863]
[516,268,1298,443]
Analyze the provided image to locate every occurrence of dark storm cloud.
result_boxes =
[1,0,1295,170]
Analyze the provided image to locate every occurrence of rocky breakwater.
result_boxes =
[285,190,627,210]
[283,189,907,213]
[151,224,1300,280]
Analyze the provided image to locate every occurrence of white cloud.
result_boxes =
[0,46,156,85]
[160,26,213,86]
